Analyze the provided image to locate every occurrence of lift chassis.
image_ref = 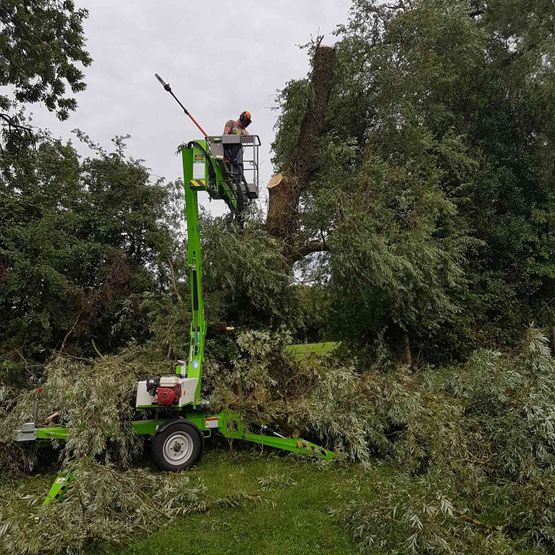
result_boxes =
[15,136,332,497]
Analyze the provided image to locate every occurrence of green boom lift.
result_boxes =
[15,75,333,503]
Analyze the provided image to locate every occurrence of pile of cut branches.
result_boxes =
[0,328,553,553]
[0,345,173,471]
[0,458,263,554]
[205,328,555,552]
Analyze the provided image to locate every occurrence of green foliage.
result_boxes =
[0,459,210,554]
[138,290,190,360]
[204,330,458,468]
[202,217,300,328]
[272,0,555,357]
[443,328,555,484]
[0,0,92,119]
[334,471,515,555]
[0,134,181,363]
[271,78,310,171]
[327,328,555,552]
[1,323,554,552]
[204,329,374,462]
[204,327,555,551]
[0,347,174,468]
[204,330,292,424]
[328,148,469,346]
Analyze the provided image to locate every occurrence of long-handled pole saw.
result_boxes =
[154,73,209,138]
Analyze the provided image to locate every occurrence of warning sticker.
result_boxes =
[193,154,205,179]
[205,417,219,429]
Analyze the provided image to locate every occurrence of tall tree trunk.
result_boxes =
[266,45,336,262]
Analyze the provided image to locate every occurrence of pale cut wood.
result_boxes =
[267,173,283,189]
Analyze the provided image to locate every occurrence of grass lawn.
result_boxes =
[286,342,340,358]
[101,447,392,555]
[3,447,545,555]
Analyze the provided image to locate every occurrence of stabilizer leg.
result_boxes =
[43,472,74,505]
[217,410,334,461]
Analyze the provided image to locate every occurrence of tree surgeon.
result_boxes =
[223,111,252,202]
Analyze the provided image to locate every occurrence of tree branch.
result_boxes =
[289,239,329,263]
[0,113,34,134]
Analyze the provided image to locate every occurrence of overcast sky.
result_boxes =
[28,0,352,215]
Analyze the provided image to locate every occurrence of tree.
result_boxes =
[271,0,555,359]
[0,0,91,121]
[267,43,336,263]
[0,133,180,364]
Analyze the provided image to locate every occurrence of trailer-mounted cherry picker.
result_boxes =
[15,75,333,503]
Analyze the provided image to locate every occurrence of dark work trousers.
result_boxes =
[224,144,245,185]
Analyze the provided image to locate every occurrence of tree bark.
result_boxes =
[401,332,412,366]
[266,45,336,261]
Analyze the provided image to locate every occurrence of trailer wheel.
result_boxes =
[152,421,203,471]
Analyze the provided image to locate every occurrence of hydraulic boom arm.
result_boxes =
[180,146,206,402]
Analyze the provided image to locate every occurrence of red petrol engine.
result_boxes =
[155,384,181,406]
[145,376,182,406]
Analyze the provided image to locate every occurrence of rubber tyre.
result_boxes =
[151,421,203,471]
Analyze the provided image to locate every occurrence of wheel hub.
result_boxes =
[163,432,193,465]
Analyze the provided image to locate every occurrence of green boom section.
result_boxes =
[216,411,334,460]
[181,146,206,404]
[179,141,241,403]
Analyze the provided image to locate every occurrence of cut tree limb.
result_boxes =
[289,240,329,264]
[287,45,336,186]
[266,173,294,240]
